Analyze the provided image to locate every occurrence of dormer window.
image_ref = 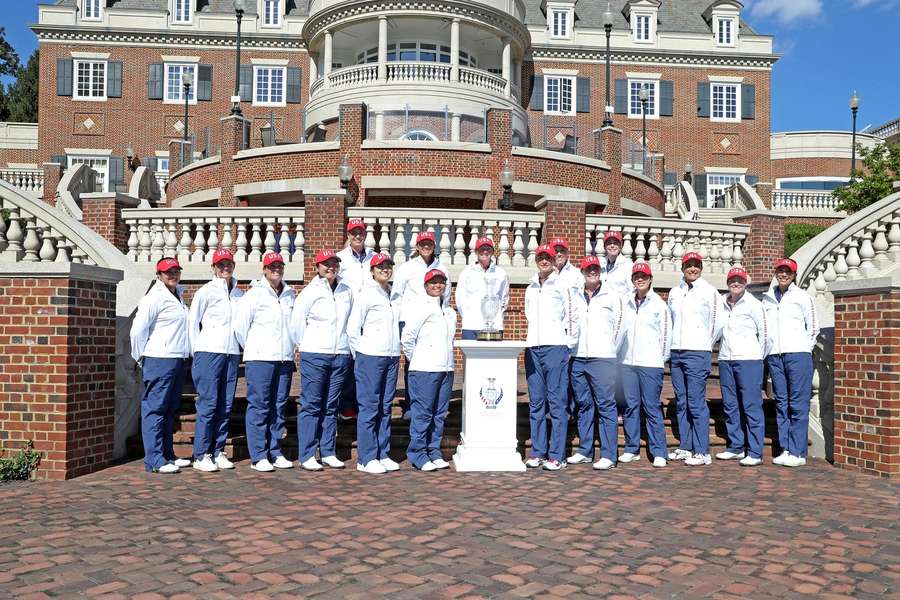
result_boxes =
[261,0,282,27]
[717,17,736,45]
[82,0,102,21]
[704,1,742,47]
[545,2,576,40]
[172,0,193,24]
[625,0,659,44]
[551,9,570,38]
[633,14,652,41]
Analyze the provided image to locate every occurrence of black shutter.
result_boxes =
[51,155,67,172]
[693,173,707,202]
[664,171,676,187]
[144,157,157,173]
[239,65,253,102]
[148,63,163,99]
[109,157,125,192]
[528,75,544,110]
[576,77,590,113]
[697,82,711,118]
[746,174,759,186]
[196,65,212,101]
[660,80,674,116]
[741,83,756,119]
[286,67,302,103]
[614,79,627,114]
[107,60,123,98]
[56,58,73,96]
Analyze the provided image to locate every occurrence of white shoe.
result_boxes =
[321,455,345,469]
[782,454,806,467]
[251,459,275,472]
[173,458,191,468]
[154,463,180,474]
[652,457,667,468]
[772,451,790,466]
[685,453,712,466]
[568,452,592,464]
[542,459,567,471]
[715,451,745,461]
[379,457,400,472]
[668,449,691,461]
[740,456,763,467]
[593,458,615,470]
[618,452,641,463]
[272,456,293,469]
[419,461,438,472]
[525,457,544,468]
[214,453,235,470]
[301,457,323,471]
[357,460,387,474]
[432,458,450,469]
[192,454,219,473]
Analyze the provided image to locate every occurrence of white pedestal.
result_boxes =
[452,340,526,472]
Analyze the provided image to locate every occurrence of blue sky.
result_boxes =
[2,0,898,132]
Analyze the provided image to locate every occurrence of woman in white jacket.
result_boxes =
[400,269,457,472]
[619,261,672,468]
[347,253,401,474]
[187,248,243,473]
[763,258,819,468]
[291,249,354,472]
[455,237,510,340]
[130,257,191,474]
[232,251,296,473]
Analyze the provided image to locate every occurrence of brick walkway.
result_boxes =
[1,460,897,599]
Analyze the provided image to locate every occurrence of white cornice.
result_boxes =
[708,74,744,82]
[34,26,306,51]
[160,54,201,63]
[71,51,111,59]
[530,46,777,69]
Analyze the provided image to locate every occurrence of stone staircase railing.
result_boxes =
[722,181,765,211]
[55,163,99,221]
[0,167,44,196]
[670,180,699,221]
[772,189,844,214]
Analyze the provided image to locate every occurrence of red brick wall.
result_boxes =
[42,162,62,207]
[734,213,784,283]
[833,288,900,478]
[540,200,586,264]
[303,195,348,280]
[623,171,665,215]
[783,216,842,228]
[772,157,851,181]
[0,148,41,166]
[81,196,131,252]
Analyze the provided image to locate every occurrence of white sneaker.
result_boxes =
[272,456,294,469]
[419,461,438,472]
[379,457,400,472]
[715,451,746,461]
[432,458,450,469]
[155,463,180,474]
[618,452,641,463]
[782,454,806,467]
[772,451,790,466]
[668,449,691,461]
[568,452,592,464]
[652,457,667,468]
[357,460,387,474]
[214,453,235,470]
[173,458,191,468]
[593,457,615,470]
[685,453,712,466]
[251,459,275,472]
[301,457,323,471]
[192,454,219,473]
[525,457,544,468]
[542,459,567,471]
[321,455,345,469]
[740,456,763,467]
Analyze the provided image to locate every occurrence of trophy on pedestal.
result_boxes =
[477,290,503,341]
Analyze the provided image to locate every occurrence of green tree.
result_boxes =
[833,143,900,213]
[5,50,38,122]
[0,27,20,77]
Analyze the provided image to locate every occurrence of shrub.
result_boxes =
[785,223,828,257]
[0,441,41,482]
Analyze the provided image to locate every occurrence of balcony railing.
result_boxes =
[0,167,44,196]
[772,190,843,213]
[459,66,506,96]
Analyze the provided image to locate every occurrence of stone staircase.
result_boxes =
[696,208,740,223]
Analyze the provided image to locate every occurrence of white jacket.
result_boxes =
[574,285,625,359]
[719,292,767,361]
[130,280,190,362]
[524,271,580,350]
[188,276,244,355]
[762,282,819,355]
[455,261,510,331]
[291,275,353,355]
[337,245,375,295]
[401,297,457,372]
[600,254,635,297]
[621,290,672,369]
[668,276,725,352]
[233,279,295,362]
[556,261,584,294]
[347,280,401,358]
[391,255,451,323]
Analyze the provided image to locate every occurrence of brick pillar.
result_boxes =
[338,104,366,206]
[42,162,62,207]
[538,199,586,264]
[599,126,623,215]
[734,211,784,283]
[486,108,513,210]
[303,193,349,281]
[168,139,192,174]
[754,182,774,209]
[830,275,900,478]
[0,263,122,480]
[652,153,665,187]
[80,193,140,253]
[220,115,251,207]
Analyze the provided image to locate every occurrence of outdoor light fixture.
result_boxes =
[126,143,136,171]
[181,71,192,142]
[639,84,650,173]
[232,0,246,116]
[338,155,353,188]
[602,2,614,127]
[684,163,693,184]
[849,91,860,182]
[499,159,515,210]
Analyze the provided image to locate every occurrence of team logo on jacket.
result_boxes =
[480,378,503,409]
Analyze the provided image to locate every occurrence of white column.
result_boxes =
[450,18,460,81]
[309,55,318,93]
[502,38,511,98]
[323,30,333,88]
[378,16,388,82]
[374,111,385,141]
[450,112,461,142]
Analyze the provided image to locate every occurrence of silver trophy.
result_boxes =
[477,285,503,341]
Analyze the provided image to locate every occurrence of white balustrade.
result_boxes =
[386,62,451,83]
[672,180,700,221]
[327,63,378,88]
[772,190,843,213]
[459,66,506,95]
[313,62,514,99]
[0,168,44,196]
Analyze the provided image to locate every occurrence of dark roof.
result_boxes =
[48,0,308,16]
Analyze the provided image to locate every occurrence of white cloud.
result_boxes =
[853,0,900,8]
[748,0,823,24]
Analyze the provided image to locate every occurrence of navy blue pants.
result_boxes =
[298,352,351,462]
[670,350,712,454]
[766,352,813,457]
[525,345,570,462]
[719,359,765,459]
[191,351,240,459]
[571,357,618,461]
[621,365,667,459]
[140,357,186,472]
[355,353,400,464]
[339,357,359,415]
[406,370,453,468]
[245,360,293,463]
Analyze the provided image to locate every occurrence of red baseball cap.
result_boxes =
[369,253,393,268]
[535,243,556,259]
[262,251,284,267]
[603,231,623,244]
[632,261,652,277]
[315,249,341,265]
[550,237,569,251]
[346,218,366,233]
[727,266,749,282]
[156,257,181,273]
[580,255,601,270]
[774,258,798,272]
[211,248,234,265]
[423,268,447,284]
[416,231,436,244]
[475,237,495,251]
[682,251,703,265]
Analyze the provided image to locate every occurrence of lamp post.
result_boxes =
[181,71,192,142]
[849,90,860,182]
[684,163,693,185]
[499,159,514,210]
[602,3,614,127]
[232,0,245,116]
[639,84,649,172]
[338,155,353,189]
[125,143,136,171]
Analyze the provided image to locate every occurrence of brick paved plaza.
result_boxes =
[1,459,897,599]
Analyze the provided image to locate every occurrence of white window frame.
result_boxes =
[544,75,575,116]
[171,0,193,24]
[73,59,107,101]
[716,16,737,46]
[253,65,287,107]
[710,82,740,123]
[632,13,655,43]
[549,8,572,39]
[261,0,282,27]
[68,155,110,193]
[164,63,197,105]
[400,130,438,141]
[81,0,103,21]
[157,157,171,174]
[706,172,744,207]
[627,79,659,120]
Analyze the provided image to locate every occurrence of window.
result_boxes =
[172,0,192,23]
[711,83,739,121]
[707,173,743,207]
[82,0,102,20]
[628,80,658,118]
[356,42,470,66]
[717,17,735,46]
[544,76,575,115]
[73,60,106,100]
[262,0,281,26]
[777,178,848,191]
[157,157,170,173]
[633,14,652,42]
[401,130,438,141]
[68,155,109,192]
[550,9,570,38]
[165,64,196,103]
[254,66,285,106]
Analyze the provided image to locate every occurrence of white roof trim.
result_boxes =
[250,58,290,66]
[540,67,579,76]
[626,71,662,80]
[64,148,112,156]
[707,74,744,83]
[71,51,110,59]
[161,55,201,63]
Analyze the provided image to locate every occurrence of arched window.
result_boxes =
[401,130,438,141]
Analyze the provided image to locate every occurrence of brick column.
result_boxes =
[652,153,665,187]
[598,126,623,215]
[220,115,251,207]
[734,210,785,283]
[80,192,140,253]
[830,275,900,478]
[754,182,774,209]
[168,139,192,174]
[537,199,586,264]
[486,108,513,210]
[42,162,62,207]
[303,192,349,281]
[338,104,366,206]
[0,263,122,480]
